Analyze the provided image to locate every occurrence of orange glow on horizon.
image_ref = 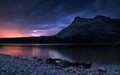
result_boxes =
[0,29,27,38]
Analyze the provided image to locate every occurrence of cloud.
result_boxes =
[0,0,120,37]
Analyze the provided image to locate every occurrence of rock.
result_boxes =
[0,54,120,75]
[115,69,120,72]
[32,57,42,63]
[46,58,63,65]
[79,62,92,68]
[61,60,91,68]
[98,66,107,72]
[33,56,37,60]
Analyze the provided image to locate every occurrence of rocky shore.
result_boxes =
[0,54,120,75]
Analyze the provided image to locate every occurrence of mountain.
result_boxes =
[56,15,120,43]
[1,15,120,44]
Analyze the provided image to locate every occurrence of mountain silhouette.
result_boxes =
[56,15,120,43]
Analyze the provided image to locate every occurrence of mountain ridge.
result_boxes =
[56,15,120,40]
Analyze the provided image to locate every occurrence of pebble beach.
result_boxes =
[0,54,120,75]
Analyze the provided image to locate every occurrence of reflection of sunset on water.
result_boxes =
[0,46,22,56]
[0,44,67,59]
[32,47,64,59]
[32,47,42,57]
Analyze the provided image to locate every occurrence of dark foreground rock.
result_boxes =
[0,54,120,75]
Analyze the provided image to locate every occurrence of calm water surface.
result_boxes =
[0,44,120,64]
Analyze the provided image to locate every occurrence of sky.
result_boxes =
[0,0,120,38]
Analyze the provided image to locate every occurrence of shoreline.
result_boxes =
[0,54,120,75]
[1,42,120,45]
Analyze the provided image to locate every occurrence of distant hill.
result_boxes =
[56,15,120,43]
[0,36,62,44]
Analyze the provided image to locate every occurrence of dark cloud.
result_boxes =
[0,0,120,37]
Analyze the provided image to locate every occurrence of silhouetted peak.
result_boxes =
[93,15,111,21]
[71,16,91,25]
[74,16,82,22]
[71,16,86,25]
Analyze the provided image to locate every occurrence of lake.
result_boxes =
[0,44,120,64]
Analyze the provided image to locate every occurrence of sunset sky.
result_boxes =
[0,0,120,38]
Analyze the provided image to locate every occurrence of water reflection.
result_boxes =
[0,44,70,61]
[0,46,23,56]
[0,44,120,64]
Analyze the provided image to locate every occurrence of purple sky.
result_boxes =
[0,0,120,38]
